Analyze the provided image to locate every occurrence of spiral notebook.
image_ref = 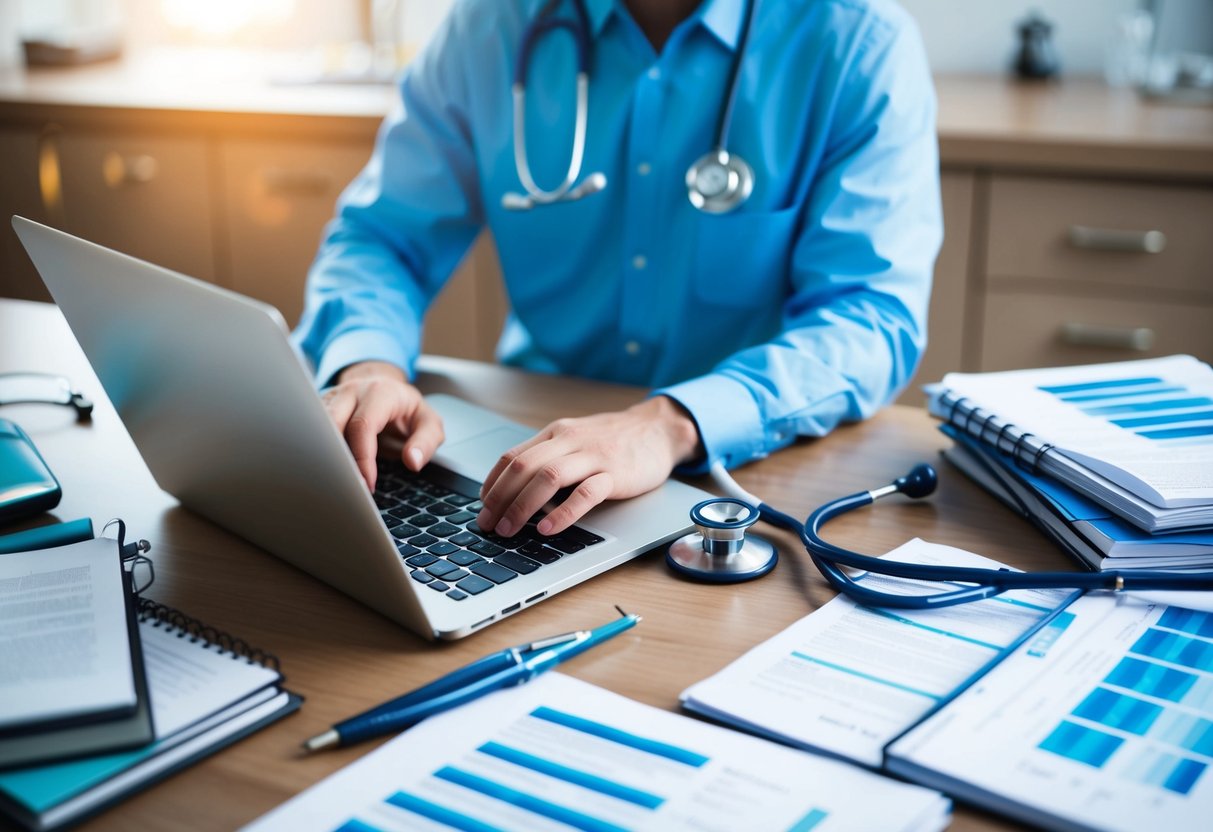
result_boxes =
[0,598,302,832]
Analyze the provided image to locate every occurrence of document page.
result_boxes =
[246,673,950,832]
[0,538,137,730]
[888,593,1213,831]
[939,355,1213,507]
[681,540,1076,767]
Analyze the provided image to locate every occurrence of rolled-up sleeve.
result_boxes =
[659,13,941,473]
[293,9,485,387]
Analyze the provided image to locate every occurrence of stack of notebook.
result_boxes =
[0,537,300,832]
[928,355,1213,572]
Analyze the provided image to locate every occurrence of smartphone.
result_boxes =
[0,418,62,524]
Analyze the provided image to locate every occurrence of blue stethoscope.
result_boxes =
[502,0,758,213]
[667,463,1213,608]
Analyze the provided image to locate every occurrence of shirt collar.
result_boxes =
[581,0,747,50]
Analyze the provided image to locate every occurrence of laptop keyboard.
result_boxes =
[374,459,605,602]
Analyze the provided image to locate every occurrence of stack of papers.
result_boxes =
[928,355,1213,533]
[246,673,951,832]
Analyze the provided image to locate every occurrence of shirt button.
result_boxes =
[647,67,661,81]
[624,341,641,356]
[631,254,647,270]
[636,162,651,176]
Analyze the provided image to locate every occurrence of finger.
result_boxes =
[493,452,601,538]
[477,438,574,535]
[322,387,358,434]
[537,472,614,535]
[400,400,445,471]
[344,388,398,491]
[479,430,550,500]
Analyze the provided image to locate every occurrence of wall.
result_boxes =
[899,0,1142,76]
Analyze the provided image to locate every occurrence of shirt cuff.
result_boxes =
[655,374,766,475]
[314,330,415,389]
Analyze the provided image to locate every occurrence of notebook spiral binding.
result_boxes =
[938,391,1053,475]
[137,598,281,673]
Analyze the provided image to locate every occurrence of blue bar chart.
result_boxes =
[1038,376,1213,445]
[1037,606,1213,796]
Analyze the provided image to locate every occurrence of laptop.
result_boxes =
[13,216,710,640]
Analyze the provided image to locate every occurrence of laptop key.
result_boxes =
[406,553,438,567]
[410,570,435,584]
[521,543,561,564]
[427,561,460,579]
[391,524,422,540]
[387,506,419,520]
[446,494,475,507]
[427,580,450,592]
[561,526,606,546]
[427,541,460,556]
[409,533,439,548]
[441,568,471,583]
[469,562,517,584]
[446,511,476,525]
[382,514,405,529]
[495,551,541,575]
[429,502,458,517]
[448,550,484,567]
[428,522,462,538]
[446,589,468,601]
[396,543,421,559]
[545,537,585,554]
[411,513,440,528]
[449,531,480,547]
[470,540,505,558]
[456,575,494,595]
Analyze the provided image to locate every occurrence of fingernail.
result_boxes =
[536,518,553,535]
[406,447,423,470]
[495,519,515,537]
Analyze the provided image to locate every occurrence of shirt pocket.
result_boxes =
[692,205,800,309]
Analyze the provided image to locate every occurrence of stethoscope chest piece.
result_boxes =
[667,497,777,582]
[686,148,754,214]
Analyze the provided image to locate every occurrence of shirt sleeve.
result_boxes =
[657,12,942,474]
[292,7,484,388]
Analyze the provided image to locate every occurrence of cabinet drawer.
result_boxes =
[986,175,1213,296]
[57,132,216,282]
[980,290,1213,372]
[219,138,370,326]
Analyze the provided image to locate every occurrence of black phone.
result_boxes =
[0,418,62,524]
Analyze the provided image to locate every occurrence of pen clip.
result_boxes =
[523,630,589,653]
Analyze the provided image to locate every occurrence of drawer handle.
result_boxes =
[1060,322,1155,352]
[260,168,335,195]
[1068,225,1166,254]
[102,152,159,187]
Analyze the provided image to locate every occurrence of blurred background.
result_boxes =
[0,0,1210,390]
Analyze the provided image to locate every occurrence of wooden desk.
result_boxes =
[0,298,1075,831]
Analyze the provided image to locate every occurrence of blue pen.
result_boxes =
[302,607,641,752]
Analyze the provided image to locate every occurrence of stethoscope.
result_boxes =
[502,0,758,214]
[667,462,1213,609]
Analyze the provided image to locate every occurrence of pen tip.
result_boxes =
[302,729,340,753]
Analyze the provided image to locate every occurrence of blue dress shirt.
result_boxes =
[294,0,942,473]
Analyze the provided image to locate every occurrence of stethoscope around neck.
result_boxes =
[502,0,757,214]
[668,462,1213,608]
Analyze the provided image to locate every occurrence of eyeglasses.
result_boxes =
[0,373,93,421]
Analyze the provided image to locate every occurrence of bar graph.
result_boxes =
[1037,375,1213,445]
[1036,605,1213,797]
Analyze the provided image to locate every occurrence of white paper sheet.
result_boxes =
[246,673,950,832]
[681,540,1076,767]
[888,592,1213,832]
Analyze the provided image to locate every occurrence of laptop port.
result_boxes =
[525,592,547,604]
[501,602,521,614]
[471,616,495,629]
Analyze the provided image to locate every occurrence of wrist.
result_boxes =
[639,395,703,466]
[338,361,407,385]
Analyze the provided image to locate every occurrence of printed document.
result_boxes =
[0,538,137,730]
[246,673,951,832]
[681,540,1076,767]
[887,592,1213,832]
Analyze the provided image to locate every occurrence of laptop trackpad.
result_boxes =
[433,426,533,482]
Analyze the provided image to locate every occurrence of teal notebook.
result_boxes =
[0,599,300,832]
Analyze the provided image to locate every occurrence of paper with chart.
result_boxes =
[887,592,1213,832]
[937,355,1213,508]
[245,673,950,832]
[681,540,1076,767]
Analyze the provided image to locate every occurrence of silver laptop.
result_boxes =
[14,216,709,640]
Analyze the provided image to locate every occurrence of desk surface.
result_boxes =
[0,298,1078,831]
